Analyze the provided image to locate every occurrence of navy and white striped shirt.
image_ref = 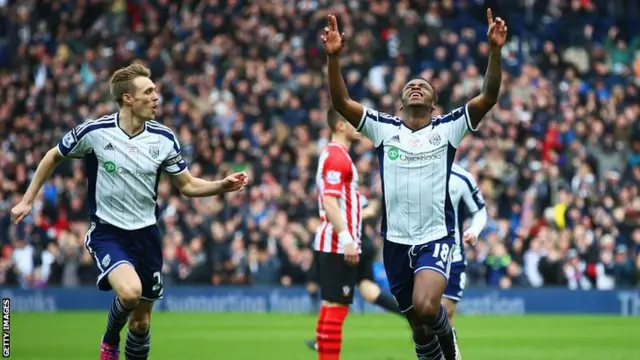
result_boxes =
[449,163,486,262]
[57,112,187,230]
[357,104,478,245]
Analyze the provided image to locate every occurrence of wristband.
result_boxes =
[338,230,354,245]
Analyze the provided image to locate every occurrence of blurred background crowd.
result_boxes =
[0,0,639,292]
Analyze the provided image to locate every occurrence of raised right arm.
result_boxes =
[327,54,364,128]
[322,14,400,146]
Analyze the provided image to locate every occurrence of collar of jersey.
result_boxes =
[116,111,147,139]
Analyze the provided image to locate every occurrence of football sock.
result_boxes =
[103,296,134,346]
[125,328,151,360]
[316,305,349,360]
[373,291,402,315]
[415,335,443,360]
[426,304,452,336]
[427,305,456,360]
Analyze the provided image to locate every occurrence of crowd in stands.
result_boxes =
[0,0,639,292]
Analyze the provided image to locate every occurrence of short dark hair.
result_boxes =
[327,108,343,133]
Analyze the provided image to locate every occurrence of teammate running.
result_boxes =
[321,8,506,360]
[11,64,248,360]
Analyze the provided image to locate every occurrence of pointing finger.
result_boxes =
[328,14,337,30]
[487,8,493,25]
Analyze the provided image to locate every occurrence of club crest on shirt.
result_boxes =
[149,146,160,159]
[342,286,351,297]
[428,133,441,146]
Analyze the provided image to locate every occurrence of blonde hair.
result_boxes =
[109,63,151,107]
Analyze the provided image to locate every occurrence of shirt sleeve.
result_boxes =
[435,103,477,148]
[356,107,402,147]
[322,152,351,197]
[57,122,94,158]
[460,175,485,213]
[162,131,188,175]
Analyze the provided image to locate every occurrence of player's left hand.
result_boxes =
[486,8,507,49]
[344,242,360,266]
[220,171,249,192]
[462,230,478,247]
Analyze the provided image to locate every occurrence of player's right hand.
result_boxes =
[11,201,32,224]
[321,14,345,56]
[344,242,359,266]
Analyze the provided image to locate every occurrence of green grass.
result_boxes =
[10,312,639,359]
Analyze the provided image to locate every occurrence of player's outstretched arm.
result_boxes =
[322,14,364,128]
[170,170,248,197]
[11,147,65,224]
[467,8,507,129]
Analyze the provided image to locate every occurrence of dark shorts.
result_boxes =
[382,237,455,313]
[314,251,358,305]
[84,219,164,301]
[443,260,467,302]
[308,240,375,285]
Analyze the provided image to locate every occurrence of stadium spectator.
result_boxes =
[0,0,639,292]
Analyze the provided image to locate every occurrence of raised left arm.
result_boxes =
[467,48,502,128]
[467,8,507,128]
[170,170,247,197]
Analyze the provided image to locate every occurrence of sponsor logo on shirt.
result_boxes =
[387,146,443,162]
[101,161,156,178]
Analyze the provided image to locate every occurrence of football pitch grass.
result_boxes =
[10,312,638,359]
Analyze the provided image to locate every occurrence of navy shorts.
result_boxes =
[382,237,455,313]
[84,220,164,301]
[443,260,467,302]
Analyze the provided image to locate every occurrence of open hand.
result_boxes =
[486,8,507,49]
[220,171,249,193]
[321,14,345,56]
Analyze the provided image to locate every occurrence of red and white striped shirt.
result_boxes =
[314,142,362,254]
